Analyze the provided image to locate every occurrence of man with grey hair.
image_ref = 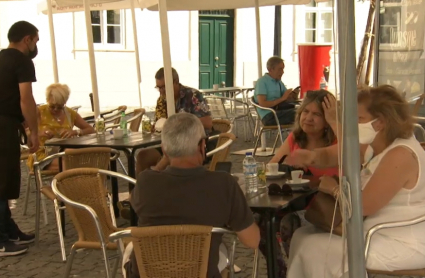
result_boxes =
[254,56,298,126]
[126,113,260,278]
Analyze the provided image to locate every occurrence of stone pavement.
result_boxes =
[0,127,411,278]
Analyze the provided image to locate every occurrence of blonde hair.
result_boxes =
[292,89,337,149]
[45,83,70,105]
[357,85,413,145]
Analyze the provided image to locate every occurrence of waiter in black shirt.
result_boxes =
[0,21,39,256]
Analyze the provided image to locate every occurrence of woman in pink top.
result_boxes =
[269,89,339,177]
[259,90,339,277]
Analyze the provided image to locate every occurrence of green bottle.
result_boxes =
[120,111,127,136]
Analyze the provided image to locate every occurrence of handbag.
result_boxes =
[304,176,343,236]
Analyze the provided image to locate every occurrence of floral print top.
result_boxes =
[154,84,211,121]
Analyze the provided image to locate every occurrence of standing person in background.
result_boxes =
[0,21,39,256]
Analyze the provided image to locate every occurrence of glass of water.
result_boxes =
[257,162,266,189]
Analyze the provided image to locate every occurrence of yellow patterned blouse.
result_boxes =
[26,105,78,170]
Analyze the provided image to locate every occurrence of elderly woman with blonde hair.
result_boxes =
[27,83,94,170]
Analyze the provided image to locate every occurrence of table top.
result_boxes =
[44,132,161,150]
[199,87,247,94]
[234,173,319,210]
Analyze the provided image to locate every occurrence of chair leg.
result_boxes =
[117,158,128,176]
[41,194,48,225]
[102,245,112,278]
[253,129,263,157]
[54,199,67,262]
[228,238,236,278]
[63,246,77,278]
[35,179,41,246]
[108,194,117,227]
[252,248,260,278]
[272,132,280,154]
[22,175,32,216]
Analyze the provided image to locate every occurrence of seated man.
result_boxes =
[136,67,214,173]
[254,56,297,126]
[125,113,260,278]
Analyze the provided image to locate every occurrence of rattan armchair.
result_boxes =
[105,108,145,132]
[250,97,292,156]
[206,133,236,171]
[32,148,120,261]
[365,215,425,276]
[52,168,136,278]
[209,119,234,141]
[109,225,237,278]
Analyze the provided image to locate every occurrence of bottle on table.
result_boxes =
[243,152,258,194]
[319,76,327,90]
[120,111,128,136]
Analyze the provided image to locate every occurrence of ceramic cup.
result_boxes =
[291,170,304,183]
[113,128,124,139]
[266,163,279,175]
[213,84,219,90]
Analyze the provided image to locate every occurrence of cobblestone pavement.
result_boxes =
[0,127,413,278]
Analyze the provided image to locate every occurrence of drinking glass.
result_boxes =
[257,162,266,189]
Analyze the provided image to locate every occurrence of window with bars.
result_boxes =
[303,0,333,43]
[90,10,123,46]
[379,1,404,47]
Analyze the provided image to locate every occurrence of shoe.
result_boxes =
[0,241,28,257]
[9,231,35,245]
[117,200,131,220]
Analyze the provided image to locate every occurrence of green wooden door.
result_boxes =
[199,15,234,89]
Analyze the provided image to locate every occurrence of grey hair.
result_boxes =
[266,56,284,71]
[161,113,206,158]
[45,83,70,105]
[155,67,179,82]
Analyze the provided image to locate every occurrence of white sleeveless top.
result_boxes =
[362,136,425,255]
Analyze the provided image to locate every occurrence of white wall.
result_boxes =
[0,1,371,112]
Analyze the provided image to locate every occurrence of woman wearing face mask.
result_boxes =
[27,83,95,170]
[284,85,425,277]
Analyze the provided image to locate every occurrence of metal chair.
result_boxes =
[105,108,145,132]
[249,97,292,156]
[32,148,120,261]
[109,225,237,278]
[205,96,255,142]
[414,123,425,142]
[51,168,135,278]
[206,133,236,171]
[365,215,425,276]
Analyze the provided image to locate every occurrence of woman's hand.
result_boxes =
[322,95,337,125]
[318,176,339,197]
[60,129,77,138]
[284,149,316,169]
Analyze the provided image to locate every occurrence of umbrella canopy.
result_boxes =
[37,0,136,14]
[139,0,309,11]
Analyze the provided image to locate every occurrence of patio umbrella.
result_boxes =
[37,0,142,118]
[138,1,365,278]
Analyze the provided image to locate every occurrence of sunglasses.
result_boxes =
[268,183,293,196]
[49,104,64,111]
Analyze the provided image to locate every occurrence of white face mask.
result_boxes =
[358,119,378,145]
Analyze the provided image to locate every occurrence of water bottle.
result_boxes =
[319,76,327,90]
[243,152,258,193]
[119,111,127,136]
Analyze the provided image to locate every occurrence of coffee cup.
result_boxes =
[266,163,279,175]
[213,84,219,90]
[291,170,304,183]
[113,128,124,139]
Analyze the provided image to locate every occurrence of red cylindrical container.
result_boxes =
[298,43,332,98]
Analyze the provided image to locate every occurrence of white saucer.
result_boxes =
[265,172,286,179]
[287,179,310,185]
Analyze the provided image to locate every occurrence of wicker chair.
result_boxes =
[109,225,237,278]
[365,214,425,277]
[212,119,233,133]
[250,97,292,156]
[206,133,236,171]
[52,168,135,278]
[105,108,145,132]
[32,148,120,261]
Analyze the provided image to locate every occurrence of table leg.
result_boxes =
[270,214,279,278]
[110,160,119,217]
[265,211,278,278]
[124,149,138,226]
[59,156,65,237]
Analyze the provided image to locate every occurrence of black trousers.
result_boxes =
[0,200,19,242]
